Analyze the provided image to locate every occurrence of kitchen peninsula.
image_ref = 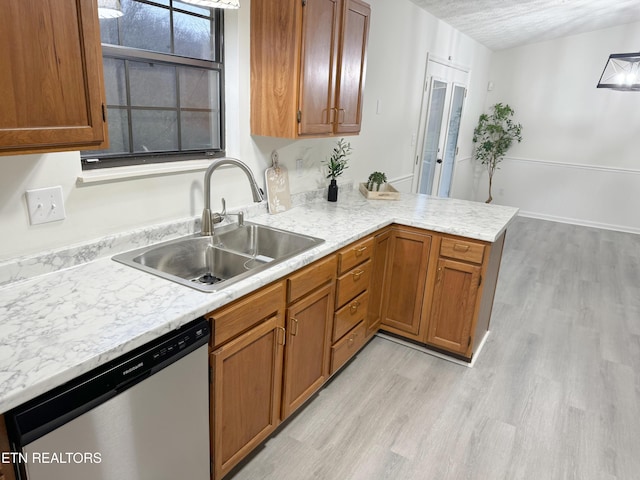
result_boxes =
[0,187,517,478]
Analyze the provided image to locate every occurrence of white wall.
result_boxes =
[479,22,640,233]
[0,0,491,262]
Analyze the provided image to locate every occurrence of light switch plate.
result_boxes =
[25,186,66,225]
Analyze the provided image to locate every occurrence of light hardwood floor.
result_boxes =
[228,216,640,480]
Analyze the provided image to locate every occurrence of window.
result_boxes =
[82,0,225,169]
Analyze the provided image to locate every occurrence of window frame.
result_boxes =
[82,1,226,170]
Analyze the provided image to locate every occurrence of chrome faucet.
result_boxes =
[201,157,264,236]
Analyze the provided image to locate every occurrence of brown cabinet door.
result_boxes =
[426,258,481,356]
[0,415,16,480]
[0,0,107,155]
[380,227,432,340]
[298,0,341,135]
[282,283,334,419]
[366,228,390,338]
[211,314,285,480]
[335,0,370,134]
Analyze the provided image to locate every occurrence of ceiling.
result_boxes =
[409,0,640,51]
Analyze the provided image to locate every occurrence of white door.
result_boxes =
[414,58,469,197]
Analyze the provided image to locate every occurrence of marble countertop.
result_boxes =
[0,189,518,413]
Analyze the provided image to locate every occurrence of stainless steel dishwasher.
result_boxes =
[6,318,210,480]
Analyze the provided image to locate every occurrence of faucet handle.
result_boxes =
[211,198,226,225]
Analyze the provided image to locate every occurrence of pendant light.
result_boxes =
[597,52,640,91]
[97,0,124,18]
[179,0,240,8]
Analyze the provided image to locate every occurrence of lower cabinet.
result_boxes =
[379,228,506,361]
[426,257,481,356]
[330,236,374,374]
[207,227,506,478]
[365,228,390,338]
[0,414,17,480]
[282,282,334,419]
[380,226,433,341]
[424,233,506,358]
[208,282,286,480]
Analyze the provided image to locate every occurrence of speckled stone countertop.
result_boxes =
[0,188,518,413]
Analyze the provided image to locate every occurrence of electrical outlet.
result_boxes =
[25,186,66,225]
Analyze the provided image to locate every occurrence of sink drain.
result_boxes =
[193,273,223,285]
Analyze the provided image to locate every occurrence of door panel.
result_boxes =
[282,283,333,419]
[427,258,480,355]
[414,59,468,197]
[212,315,284,480]
[437,84,466,197]
[335,0,370,134]
[418,79,447,195]
[299,0,340,135]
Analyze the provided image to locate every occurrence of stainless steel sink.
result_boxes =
[113,222,325,292]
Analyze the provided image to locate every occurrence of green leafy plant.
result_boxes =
[366,171,387,191]
[472,103,523,203]
[324,138,352,180]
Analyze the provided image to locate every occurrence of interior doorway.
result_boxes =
[413,56,469,197]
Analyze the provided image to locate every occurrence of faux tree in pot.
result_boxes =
[472,103,523,203]
[323,138,352,202]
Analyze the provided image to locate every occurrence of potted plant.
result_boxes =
[323,138,352,202]
[366,171,388,191]
[472,103,523,203]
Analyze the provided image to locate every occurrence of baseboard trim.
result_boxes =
[517,210,640,235]
[374,332,490,368]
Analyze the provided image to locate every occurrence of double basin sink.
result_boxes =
[113,222,325,292]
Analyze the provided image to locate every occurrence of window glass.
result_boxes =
[129,62,177,108]
[82,0,224,169]
[131,110,179,152]
[174,12,213,59]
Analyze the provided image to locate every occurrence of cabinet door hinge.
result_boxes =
[302,0,307,5]
[101,103,106,122]
[468,336,472,347]
[478,274,482,287]
[297,110,302,123]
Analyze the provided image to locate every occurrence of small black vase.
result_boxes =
[327,179,338,202]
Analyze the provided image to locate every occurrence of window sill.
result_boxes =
[76,159,215,185]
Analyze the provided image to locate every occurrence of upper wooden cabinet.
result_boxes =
[0,0,108,156]
[251,0,370,138]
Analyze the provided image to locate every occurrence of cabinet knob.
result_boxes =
[352,270,364,280]
[349,301,360,313]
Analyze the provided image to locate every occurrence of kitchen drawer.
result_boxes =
[335,259,371,308]
[338,237,374,274]
[207,281,285,349]
[440,237,485,264]
[333,291,369,342]
[330,321,366,375]
[287,255,337,304]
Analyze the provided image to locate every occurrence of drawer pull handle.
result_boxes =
[291,317,299,336]
[354,246,368,257]
[350,301,360,313]
[453,244,470,252]
[352,270,364,280]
